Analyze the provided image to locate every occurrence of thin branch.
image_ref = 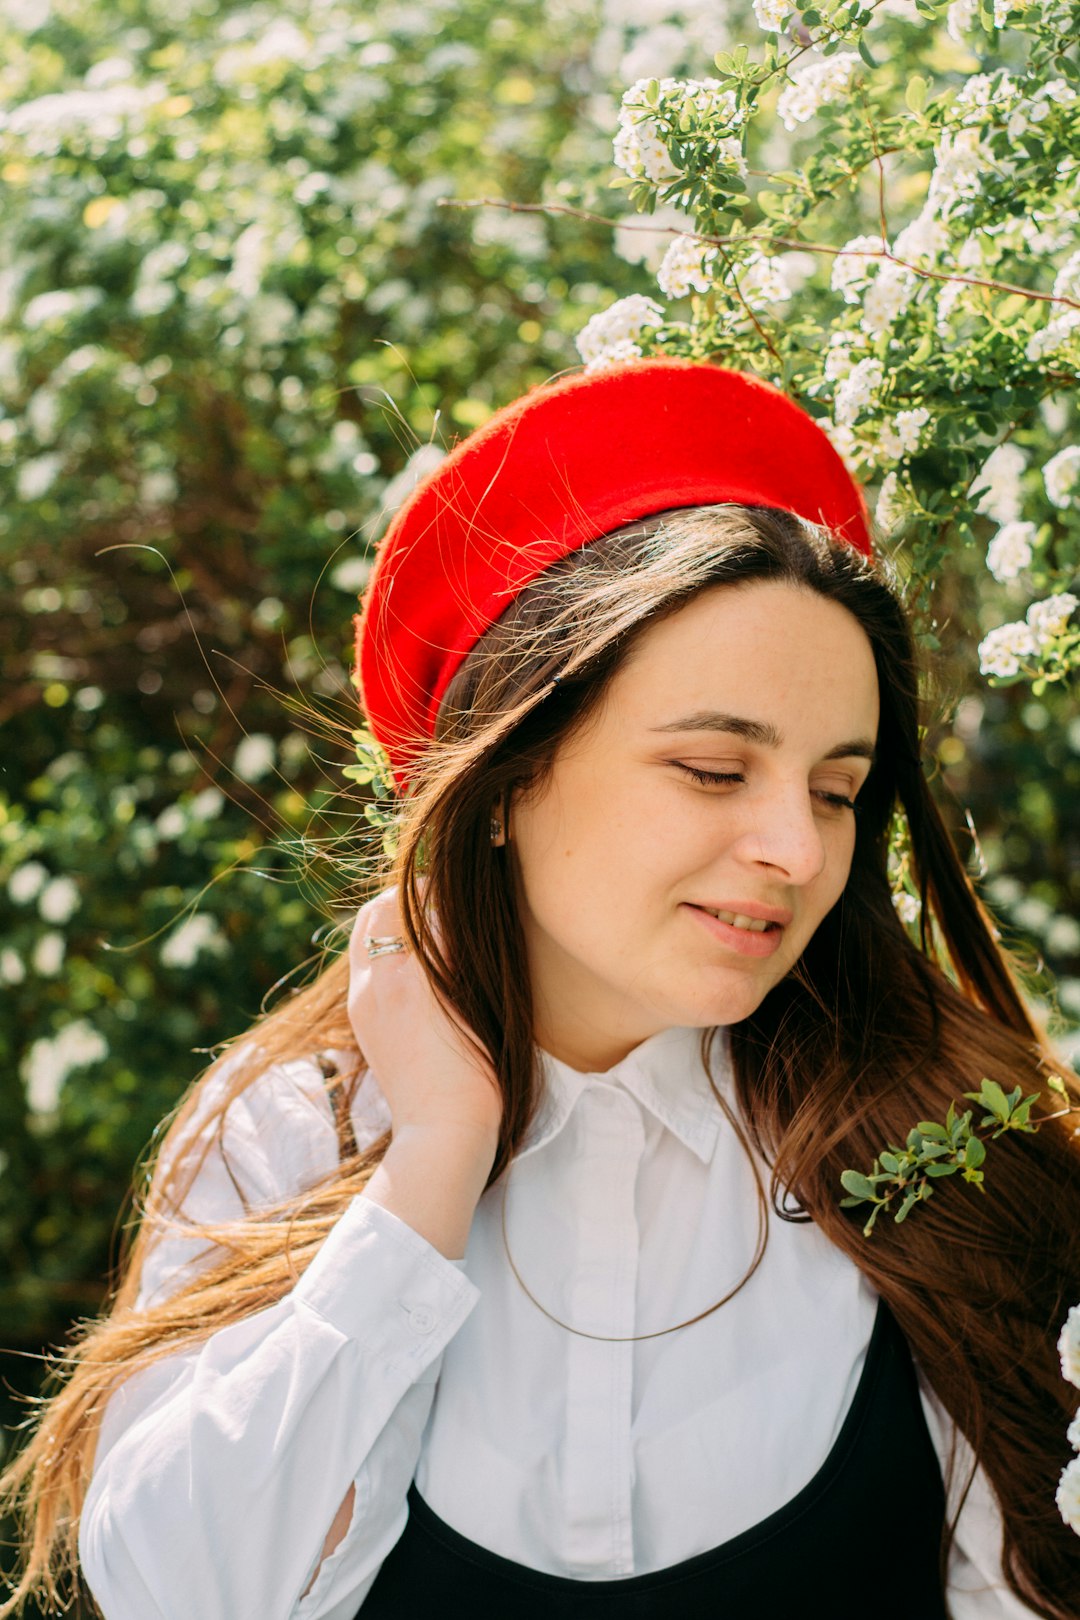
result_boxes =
[437,196,1080,312]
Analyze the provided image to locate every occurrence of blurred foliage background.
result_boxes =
[0,0,1076,1609]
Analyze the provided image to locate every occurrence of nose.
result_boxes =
[734,784,829,887]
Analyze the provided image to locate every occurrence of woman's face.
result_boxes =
[508,579,881,1073]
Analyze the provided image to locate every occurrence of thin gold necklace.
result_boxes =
[499,1172,768,1344]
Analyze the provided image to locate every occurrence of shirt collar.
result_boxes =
[518,1024,730,1166]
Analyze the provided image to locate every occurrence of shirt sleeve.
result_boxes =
[918,1382,1044,1619]
[78,1049,480,1620]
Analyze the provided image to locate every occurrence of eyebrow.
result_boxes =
[649,710,877,763]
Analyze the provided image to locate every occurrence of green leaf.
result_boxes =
[925,1160,959,1177]
[840,1170,880,1202]
[972,1078,1012,1122]
[905,75,928,115]
[964,1135,986,1168]
[915,1121,948,1140]
[857,36,879,69]
[1048,1075,1069,1099]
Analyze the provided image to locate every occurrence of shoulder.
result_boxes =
[134,1045,391,1309]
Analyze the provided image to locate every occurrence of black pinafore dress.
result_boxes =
[358,1300,948,1618]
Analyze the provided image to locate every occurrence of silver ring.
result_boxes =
[364,934,407,959]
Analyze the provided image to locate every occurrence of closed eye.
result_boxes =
[677,764,744,786]
[677,763,859,812]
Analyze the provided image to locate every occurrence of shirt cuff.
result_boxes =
[292,1195,480,1361]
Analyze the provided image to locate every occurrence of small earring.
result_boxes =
[490,817,503,846]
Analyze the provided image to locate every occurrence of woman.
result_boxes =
[2,360,1078,1619]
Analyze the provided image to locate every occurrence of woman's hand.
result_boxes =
[349,887,503,1258]
[347,886,503,1143]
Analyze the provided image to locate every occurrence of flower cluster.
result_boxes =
[986,521,1036,582]
[975,443,1027,525]
[752,0,793,31]
[575,294,665,372]
[1044,446,1080,510]
[979,594,1078,676]
[657,233,716,299]
[614,77,744,187]
[21,1020,108,1115]
[777,54,861,132]
[1058,1305,1080,1536]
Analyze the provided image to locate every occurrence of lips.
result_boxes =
[696,907,774,934]
[690,900,794,929]
[682,903,788,959]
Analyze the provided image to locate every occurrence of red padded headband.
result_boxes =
[353,358,871,785]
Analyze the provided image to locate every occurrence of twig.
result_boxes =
[437,196,1080,312]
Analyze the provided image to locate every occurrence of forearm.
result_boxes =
[80,1198,480,1620]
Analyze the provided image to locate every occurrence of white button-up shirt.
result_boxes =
[80,1025,1038,1619]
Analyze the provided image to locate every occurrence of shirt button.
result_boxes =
[407,1305,437,1334]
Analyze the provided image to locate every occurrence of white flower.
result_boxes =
[8,861,48,905]
[1025,310,1080,363]
[234,733,276,783]
[657,234,716,299]
[861,265,917,337]
[1057,1455,1080,1534]
[831,236,887,303]
[893,211,948,267]
[876,472,905,531]
[946,0,978,40]
[21,1019,109,1115]
[740,252,791,309]
[974,443,1027,525]
[1068,1410,1080,1453]
[576,294,665,372]
[986,521,1037,582]
[879,407,930,462]
[778,54,861,132]
[0,948,26,985]
[160,913,229,969]
[753,0,793,30]
[329,557,372,594]
[1026,593,1078,645]
[824,332,863,383]
[21,287,104,328]
[928,129,990,217]
[834,357,884,427]
[613,120,679,186]
[1043,446,1080,509]
[190,787,225,820]
[38,875,80,924]
[1062,1305,1080,1387]
[893,891,921,925]
[978,621,1038,678]
[17,454,63,502]
[32,933,66,976]
[821,418,860,470]
[155,804,187,840]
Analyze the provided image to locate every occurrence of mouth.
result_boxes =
[682,903,789,959]
[693,907,778,934]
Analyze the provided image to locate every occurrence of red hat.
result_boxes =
[354,358,871,785]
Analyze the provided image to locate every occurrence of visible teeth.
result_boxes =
[704,908,771,932]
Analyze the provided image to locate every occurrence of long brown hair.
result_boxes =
[2,505,1078,1617]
